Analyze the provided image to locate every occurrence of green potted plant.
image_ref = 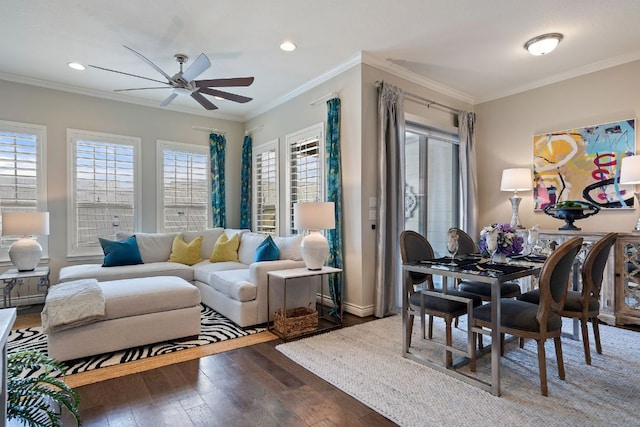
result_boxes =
[7,350,81,427]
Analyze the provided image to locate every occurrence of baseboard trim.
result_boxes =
[316,295,375,318]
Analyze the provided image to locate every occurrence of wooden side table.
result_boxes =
[0,266,50,308]
[267,267,342,340]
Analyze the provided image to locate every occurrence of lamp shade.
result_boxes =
[500,168,532,192]
[2,212,50,236]
[619,155,640,184]
[294,202,335,231]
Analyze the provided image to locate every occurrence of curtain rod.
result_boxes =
[374,81,461,114]
[192,126,226,135]
[244,124,263,135]
[310,91,340,106]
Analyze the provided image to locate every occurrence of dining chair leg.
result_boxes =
[580,317,592,365]
[408,314,415,348]
[536,339,548,397]
[470,331,477,372]
[554,336,565,381]
[592,317,603,355]
[519,337,525,348]
[428,315,434,339]
[445,318,453,367]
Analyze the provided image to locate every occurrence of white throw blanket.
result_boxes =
[41,279,106,334]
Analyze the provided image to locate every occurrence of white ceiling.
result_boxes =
[2,0,640,121]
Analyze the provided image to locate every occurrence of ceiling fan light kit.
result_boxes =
[89,46,254,110]
[524,33,563,56]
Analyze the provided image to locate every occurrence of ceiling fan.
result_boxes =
[89,46,254,110]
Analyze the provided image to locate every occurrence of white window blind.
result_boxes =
[253,140,278,235]
[286,123,324,234]
[158,141,209,233]
[68,129,140,257]
[0,120,47,257]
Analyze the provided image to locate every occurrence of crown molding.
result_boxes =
[359,51,476,105]
[477,50,640,103]
[244,52,363,120]
[0,72,242,122]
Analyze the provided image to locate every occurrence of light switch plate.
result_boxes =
[369,197,377,208]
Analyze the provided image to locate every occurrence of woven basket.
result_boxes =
[274,307,318,337]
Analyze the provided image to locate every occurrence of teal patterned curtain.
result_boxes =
[240,134,252,229]
[326,97,343,318]
[210,133,226,227]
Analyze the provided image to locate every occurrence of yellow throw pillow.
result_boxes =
[210,232,240,262]
[169,235,203,266]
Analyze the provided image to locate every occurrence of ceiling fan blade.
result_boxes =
[198,87,252,103]
[160,93,178,107]
[114,87,170,92]
[123,45,172,81]
[88,64,169,85]
[191,92,218,110]
[181,53,211,83]
[195,77,254,88]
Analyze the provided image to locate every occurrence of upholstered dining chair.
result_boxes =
[469,236,584,396]
[400,230,482,366]
[518,232,617,365]
[452,228,522,301]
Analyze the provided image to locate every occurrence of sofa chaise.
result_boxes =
[58,228,315,327]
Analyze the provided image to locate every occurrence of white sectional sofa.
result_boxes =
[58,228,314,327]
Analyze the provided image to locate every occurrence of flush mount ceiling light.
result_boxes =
[67,62,86,71]
[280,41,297,52]
[524,33,563,56]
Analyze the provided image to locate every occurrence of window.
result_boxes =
[0,120,47,260]
[252,139,279,235]
[67,129,140,257]
[157,140,210,233]
[404,122,460,257]
[285,123,324,234]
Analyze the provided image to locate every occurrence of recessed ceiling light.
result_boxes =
[67,62,86,71]
[524,33,563,56]
[280,41,297,52]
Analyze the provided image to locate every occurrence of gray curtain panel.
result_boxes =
[458,111,479,241]
[375,82,405,318]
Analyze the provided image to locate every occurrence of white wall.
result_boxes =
[475,59,640,234]
[0,79,244,281]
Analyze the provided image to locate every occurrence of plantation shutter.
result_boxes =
[162,148,209,232]
[288,138,322,232]
[254,146,278,235]
[0,130,39,248]
[74,139,135,249]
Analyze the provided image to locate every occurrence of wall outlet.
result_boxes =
[368,209,377,220]
[369,197,377,208]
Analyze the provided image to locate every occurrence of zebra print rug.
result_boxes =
[7,304,264,376]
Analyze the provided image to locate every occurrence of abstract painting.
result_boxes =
[533,119,636,210]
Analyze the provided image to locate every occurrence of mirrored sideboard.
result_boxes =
[537,230,640,326]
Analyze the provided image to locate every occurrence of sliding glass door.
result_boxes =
[404,123,460,258]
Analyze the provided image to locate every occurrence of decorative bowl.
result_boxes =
[543,201,600,230]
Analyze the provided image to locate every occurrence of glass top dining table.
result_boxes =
[402,255,542,396]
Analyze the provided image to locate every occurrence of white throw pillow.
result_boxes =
[274,235,303,260]
[182,228,224,260]
[238,232,266,265]
[116,232,178,263]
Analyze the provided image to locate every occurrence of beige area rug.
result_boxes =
[277,315,639,427]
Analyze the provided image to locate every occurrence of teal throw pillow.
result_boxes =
[254,235,280,262]
[99,235,143,267]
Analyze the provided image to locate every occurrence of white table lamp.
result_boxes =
[619,155,640,230]
[501,168,532,229]
[2,211,50,271]
[294,202,335,270]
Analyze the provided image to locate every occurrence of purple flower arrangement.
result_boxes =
[478,223,524,257]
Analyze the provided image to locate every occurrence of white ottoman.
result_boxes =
[47,276,201,361]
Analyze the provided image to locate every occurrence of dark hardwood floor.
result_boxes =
[60,312,398,427]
